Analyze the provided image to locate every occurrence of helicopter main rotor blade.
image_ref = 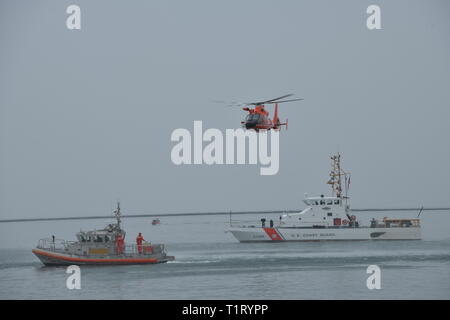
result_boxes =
[246,94,294,106]
[217,94,301,107]
[266,98,304,104]
[227,101,246,107]
[261,94,294,103]
[213,100,247,107]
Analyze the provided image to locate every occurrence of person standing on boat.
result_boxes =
[136,232,145,254]
[116,234,125,254]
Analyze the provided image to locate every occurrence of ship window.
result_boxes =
[327,200,333,205]
[334,200,340,205]
[315,201,319,205]
[320,200,325,205]
[327,212,332,217]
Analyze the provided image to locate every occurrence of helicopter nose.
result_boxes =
[245,121,256,129]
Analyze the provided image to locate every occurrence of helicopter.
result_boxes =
[228,94,303,131]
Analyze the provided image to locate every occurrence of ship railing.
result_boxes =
[36,238,166,256]
[229,219,365,229]
[116,243,165,256]
[229,218,282,228]
[36,238,68,252]
[379,219,421,228]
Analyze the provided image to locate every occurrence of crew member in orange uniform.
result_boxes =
[116,234,125,254]
[136,232,145,254]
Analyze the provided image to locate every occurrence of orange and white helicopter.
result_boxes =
[227,94,303,131]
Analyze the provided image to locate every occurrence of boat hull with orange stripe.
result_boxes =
[32,248,174,266]
[228,226,421,242]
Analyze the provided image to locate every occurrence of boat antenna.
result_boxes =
[327,153,351,211]
[417,206,424,218]
[327,153,345,198]
[114,201,122,229]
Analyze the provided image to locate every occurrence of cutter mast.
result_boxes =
[327,153,350,198]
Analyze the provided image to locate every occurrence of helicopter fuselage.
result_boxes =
[230,94,300,131]
[242,105,279,131]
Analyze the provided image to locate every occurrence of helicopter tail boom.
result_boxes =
[273,103,279,125]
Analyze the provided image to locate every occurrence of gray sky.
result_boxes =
[1,0,450,220]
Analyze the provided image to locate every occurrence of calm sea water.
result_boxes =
[0,211,449,299]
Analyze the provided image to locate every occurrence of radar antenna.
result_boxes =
[113,202,122,229]
[327,153,350,198]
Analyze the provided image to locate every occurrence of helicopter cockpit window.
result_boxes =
[246,114,260,122]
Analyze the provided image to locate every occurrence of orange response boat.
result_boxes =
[32,203,174,266]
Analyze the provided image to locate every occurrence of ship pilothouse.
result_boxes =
[228,153,421,242]
[281,154,357,229]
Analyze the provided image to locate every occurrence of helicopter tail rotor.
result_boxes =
[278,118,288,130]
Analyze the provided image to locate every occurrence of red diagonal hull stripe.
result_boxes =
[263,228,284,241]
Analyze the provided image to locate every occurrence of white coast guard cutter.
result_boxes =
[228,154,421,242]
